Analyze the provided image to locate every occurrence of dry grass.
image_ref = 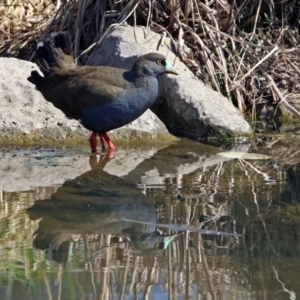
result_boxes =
[1,0,300,117]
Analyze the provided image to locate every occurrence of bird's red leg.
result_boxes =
[90,132,115,157]
[100,132,116,158]
[89,132,98,153]
[99,135,106,152]
[100,132,116,150]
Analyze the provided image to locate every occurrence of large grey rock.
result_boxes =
[0,57,172,143]
[89,25,252,142]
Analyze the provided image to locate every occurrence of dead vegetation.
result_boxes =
[1,0,300,117]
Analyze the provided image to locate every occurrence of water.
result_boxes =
[0,137,300,300]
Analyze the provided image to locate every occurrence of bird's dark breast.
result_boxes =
[80,83,159,134]
[80,101,146,134]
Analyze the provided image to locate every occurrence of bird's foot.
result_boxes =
[100,133,116,152]
[89,132,116,157]
[106,148,115,159]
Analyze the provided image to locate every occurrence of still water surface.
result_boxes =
[0,137,299,300]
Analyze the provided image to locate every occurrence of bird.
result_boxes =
[28,201,176,252]
[27,32,178,155]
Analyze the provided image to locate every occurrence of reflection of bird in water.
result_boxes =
[28,202,175,250]
[27,154,176,262]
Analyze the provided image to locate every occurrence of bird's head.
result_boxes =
[133,53,178,77]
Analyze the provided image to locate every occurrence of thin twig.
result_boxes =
[230,45,278,91]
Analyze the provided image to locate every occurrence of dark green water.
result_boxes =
[0,137,299,300]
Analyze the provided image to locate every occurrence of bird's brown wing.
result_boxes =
[38,66,129,119]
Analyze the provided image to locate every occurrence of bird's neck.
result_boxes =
[132,79,159,113]
[124,68,156,84]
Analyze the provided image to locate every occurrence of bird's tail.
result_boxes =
[36,31,75,72]
[28,32,75,88]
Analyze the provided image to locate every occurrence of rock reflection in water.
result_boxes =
[23,148,240,300]
[24,145,245,300]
